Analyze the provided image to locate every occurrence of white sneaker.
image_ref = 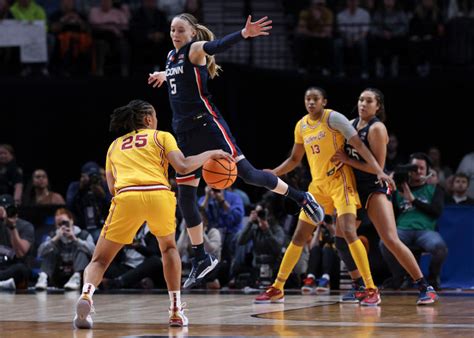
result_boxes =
[0,277,16,290]
[35,272,48,291]
[64,272,81,290]
[169,303,189,327]
[73,295,94,329]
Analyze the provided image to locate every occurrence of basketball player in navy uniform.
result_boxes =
[333,88,438,305]
[148,13,324,289]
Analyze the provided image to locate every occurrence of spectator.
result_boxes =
[102,223,166,289]
[379,152,448,290]
[0,144,23,206]
[237,204,285,288]
[0,0,11,19]
[22,169,65,206]
[9,0,49,77]
[129,0,169,73]
[456,151,474,198]
[184,0,202,22]
[333,0,370,79]
[0,194,35,290]
[35,207,95,290]
[293,0,334,76]
[427,146,453,189]
[89,0,130,77]
[301,214,339,294]
[445,172,474,205]
[49,0,92,77]
[66,161,111,242]
[198,185,244,284]
[177,208,222,289]
[409,0,445,77]
[370,0,408,78]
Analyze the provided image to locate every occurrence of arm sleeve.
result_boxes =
[76,234,96,255]
[412,185,445,218]
[203,30,245,55]
[220,193,244,233]
[327,111,358,140]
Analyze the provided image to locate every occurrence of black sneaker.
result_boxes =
[301,192,324,224]
[183,254,218,289]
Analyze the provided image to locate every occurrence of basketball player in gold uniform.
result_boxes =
[255,87,394,305]
[73,100,233,329]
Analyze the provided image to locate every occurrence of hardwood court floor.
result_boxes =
[0,290,473,337]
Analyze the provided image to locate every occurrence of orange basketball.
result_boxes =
[202,158,238,189]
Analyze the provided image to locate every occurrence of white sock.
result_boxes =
[82,283,96,297]
[169,291,181,309]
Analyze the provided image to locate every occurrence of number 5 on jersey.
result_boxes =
[169,78,177,95]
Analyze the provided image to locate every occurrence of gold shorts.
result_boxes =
[101,189,176,244]
[299,165,360,225]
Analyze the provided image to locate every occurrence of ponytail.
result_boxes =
[175,13,222,78]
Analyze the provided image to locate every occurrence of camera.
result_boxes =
[88,172,101,185]
[59,220,71,227]
[257,208,268,220]
[393,163,418,187]
[0,195,18,219]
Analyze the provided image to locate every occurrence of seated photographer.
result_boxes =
[301,214,339,294]
[380,152,447,290]
[66,161,111,242]
[35,207,95,290]
[0,194,35,290]
[101,223,166,290]
[237,204,285,287]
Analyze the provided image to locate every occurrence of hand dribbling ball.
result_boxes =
[202,158,238,189]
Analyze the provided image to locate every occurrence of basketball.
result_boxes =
[202,158,238,189]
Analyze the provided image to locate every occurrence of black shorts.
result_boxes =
[175,113,242,183]
[356,180,391,221]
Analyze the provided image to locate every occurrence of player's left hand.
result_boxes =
[377,171,396,191]
[241,15,272,38]
[331,149,349,163]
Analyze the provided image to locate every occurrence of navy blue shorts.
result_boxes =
[356,180,391,221]
[175,113,242,183]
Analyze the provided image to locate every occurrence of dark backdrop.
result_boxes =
[1,64,471,200]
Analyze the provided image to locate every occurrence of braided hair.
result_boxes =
[109,100,155,134]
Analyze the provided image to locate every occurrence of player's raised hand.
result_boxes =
[147,71,166,88]
[241,15,272,39]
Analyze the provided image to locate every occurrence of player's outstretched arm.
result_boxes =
[168,149,235,175]
[190,15,272,59]
[147,71,166,88]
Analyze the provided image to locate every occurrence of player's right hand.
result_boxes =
[147,71,166,88]
[210,150,235,162]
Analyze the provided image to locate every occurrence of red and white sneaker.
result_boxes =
[73,294,95,329]
[169,304,189,327]
[254,286,285,304]
[301,276,317,294]
[360,288,381,307]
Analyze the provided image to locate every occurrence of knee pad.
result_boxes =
[335,237,357,272]
[177,185,201,228]
[237,159,277,189]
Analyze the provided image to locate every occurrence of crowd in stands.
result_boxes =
[1,0,473,78]
[0,140,473,292]
[287,0,474,78]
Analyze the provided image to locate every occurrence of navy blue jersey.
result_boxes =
[346,116,390,210]
[165,41,221,133]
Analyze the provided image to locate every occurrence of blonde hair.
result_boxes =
[175,13,222,78]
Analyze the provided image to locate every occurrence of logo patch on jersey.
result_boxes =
[304,131,326,144]
[166,66,184,76]
[360,131,367,140]
[178,54,185,59]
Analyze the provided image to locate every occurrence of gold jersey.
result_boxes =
[295,109,346,182]
[105,129,179,193]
